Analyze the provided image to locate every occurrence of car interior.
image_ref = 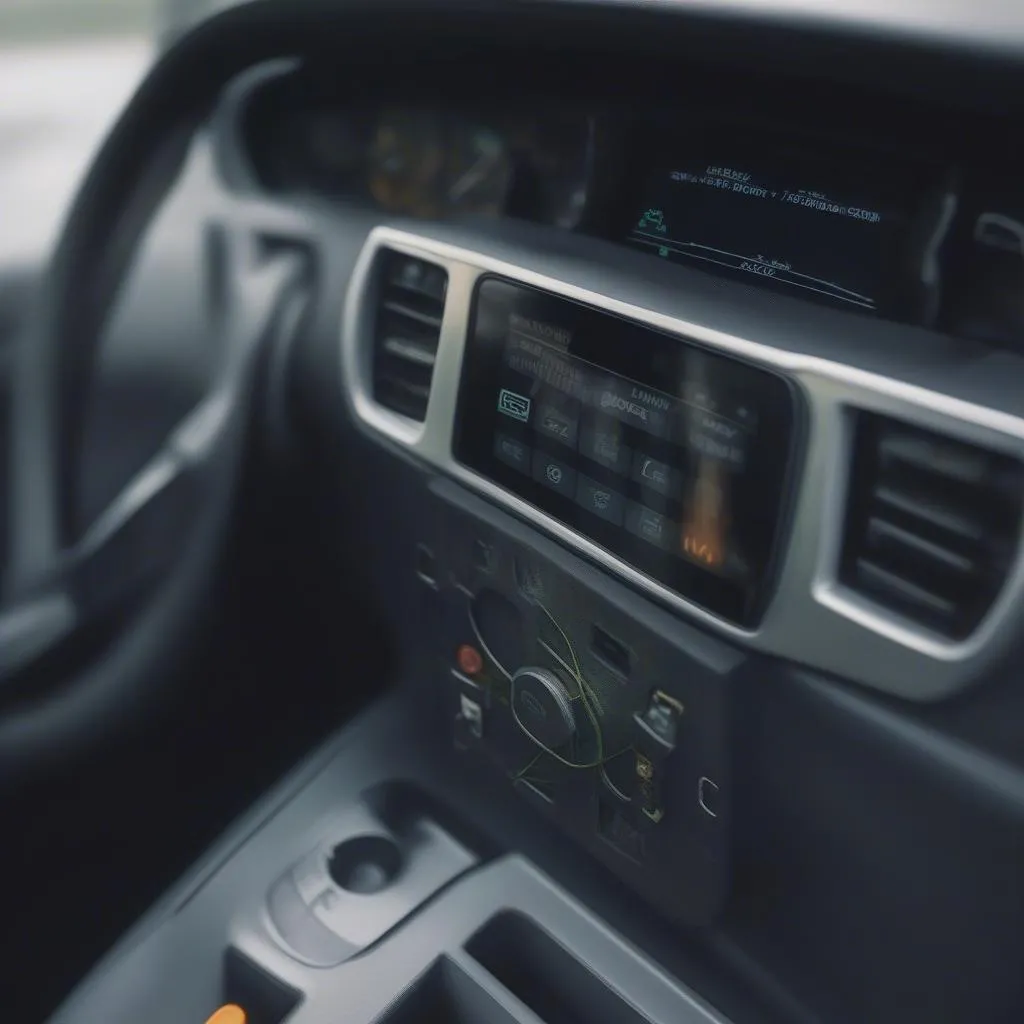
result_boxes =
[2,1,1024,1022]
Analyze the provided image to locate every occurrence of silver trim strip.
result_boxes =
[341,226,1024,701]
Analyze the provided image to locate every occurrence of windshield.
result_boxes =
[0,0,155,263]
[0,0,154,42]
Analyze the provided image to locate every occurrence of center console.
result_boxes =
[334,220,1024,937]
[50,701,736,1024]
[429,477,739,925]
[343,224,1024,704]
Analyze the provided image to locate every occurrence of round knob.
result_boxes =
[511,666,576,750]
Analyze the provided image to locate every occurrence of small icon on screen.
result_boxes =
[639,513,663,542]
[500,439,522,461]
[591,490,611,511]
[594,433,619,462]
[638,208,666,234]
[640,458,668,487]
[498,389,531,422]
[545,463,563,485]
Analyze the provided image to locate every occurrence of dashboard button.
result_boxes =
[494,433,531,473]
[532,451,576,498]
[579,416,631,473]
[576,475,626,525]
[626,502,671,550]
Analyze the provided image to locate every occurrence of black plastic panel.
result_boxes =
[427,476,740,926]
[467,913,650,1024]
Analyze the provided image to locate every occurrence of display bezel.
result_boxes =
[453,276,803,626]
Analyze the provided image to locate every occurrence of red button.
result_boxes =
[457,644,484,676]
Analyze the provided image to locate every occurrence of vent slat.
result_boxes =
[381,299,443,330]
[854,559,958,620]
[371,253,447,422]
[878,432,989,485]
[841,414,1024,640]
[382,336,437,368]
[377,377,432,402]
[873,485,985,543]
[865,517,976,575]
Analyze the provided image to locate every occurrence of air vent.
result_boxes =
[371,251,447,422]
[840,413,1024,639]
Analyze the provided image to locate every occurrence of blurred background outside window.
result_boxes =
[0,0,160,265]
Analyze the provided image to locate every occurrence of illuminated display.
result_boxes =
[455,279,799,626]
[624,135,919,316]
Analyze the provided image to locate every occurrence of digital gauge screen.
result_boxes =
[625,144,913,313]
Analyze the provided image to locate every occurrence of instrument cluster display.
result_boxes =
[247,96,593,228]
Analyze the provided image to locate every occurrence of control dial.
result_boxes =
[511,666,576,750]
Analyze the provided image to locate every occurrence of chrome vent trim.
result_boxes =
[839,414,1023,640]
[369,251,448,423]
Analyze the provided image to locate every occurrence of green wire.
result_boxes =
[511,752,543,780]
[537,600,605,764]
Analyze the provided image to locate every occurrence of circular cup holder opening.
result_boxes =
[327,834,402,894]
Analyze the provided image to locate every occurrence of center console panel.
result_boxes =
[50,702,735,1024]
[427,477,742,926]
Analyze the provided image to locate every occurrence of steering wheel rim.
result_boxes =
[0,6,311,772]
[0,0,526,771]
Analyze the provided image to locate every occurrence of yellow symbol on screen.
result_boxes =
[681,459,727,570]
[682,533,724,568]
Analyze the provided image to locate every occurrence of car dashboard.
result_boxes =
[45,4,1024,1024]
[201,43,1024,704]
[234,55,1024,347]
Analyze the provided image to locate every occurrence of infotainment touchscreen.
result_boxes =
[454,279,800,626]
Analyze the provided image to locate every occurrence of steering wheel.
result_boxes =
[0,4,349,771]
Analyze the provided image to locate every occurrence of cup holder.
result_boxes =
[327,834,403,894]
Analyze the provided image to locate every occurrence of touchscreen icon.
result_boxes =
[641,458,668,488]
[595,433,619,463]
[546,464,564,485]
[591,490,611,511]
[640,514,664,543]
[498,389,531,423]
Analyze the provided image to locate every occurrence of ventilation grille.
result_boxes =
[840,413,1024,640]
[371,252,447,422]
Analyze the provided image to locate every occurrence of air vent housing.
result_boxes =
[840,413,1024,640]
[371,251,447,422]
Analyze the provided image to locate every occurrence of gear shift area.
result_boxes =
[267,789,478,967]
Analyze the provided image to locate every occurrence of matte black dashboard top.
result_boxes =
[176,0,1024,64]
